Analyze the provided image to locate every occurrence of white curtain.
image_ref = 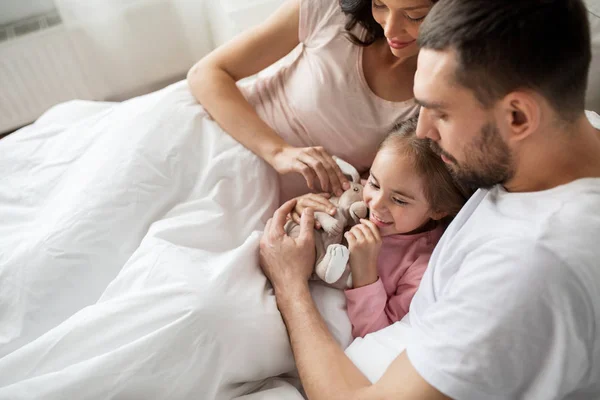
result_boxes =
[54,0,146,23]
[52,0,598,111]
[52,0,213,99]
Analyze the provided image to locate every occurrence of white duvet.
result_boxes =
[0,80,363,399]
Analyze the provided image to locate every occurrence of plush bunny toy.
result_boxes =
[284,157,367,289]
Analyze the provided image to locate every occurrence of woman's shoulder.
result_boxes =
[299,0,357,45]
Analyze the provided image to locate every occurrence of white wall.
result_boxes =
[204,0,285,47]
[586,1,600,112]
[0,0,56,25]
[0,0,288,132]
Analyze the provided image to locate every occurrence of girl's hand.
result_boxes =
[271,146,350,196]
[345,219,382,288]
[290,193,336,229]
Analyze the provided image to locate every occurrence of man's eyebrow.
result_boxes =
[415,98,447,110]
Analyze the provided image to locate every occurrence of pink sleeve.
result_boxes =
[389,254,430,319]
[345,279,388,338]
[345,254,431,338]
[299,0,341,45]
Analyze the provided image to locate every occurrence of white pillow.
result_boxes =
[586,1,600,112]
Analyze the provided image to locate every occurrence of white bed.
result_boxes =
[0,81,357,399]
[1,4,599,397]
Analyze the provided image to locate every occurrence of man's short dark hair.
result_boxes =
[418,0,592,121]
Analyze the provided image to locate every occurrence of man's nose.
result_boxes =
[416,109,440,141]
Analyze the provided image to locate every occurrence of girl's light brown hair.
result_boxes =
[380,116,472,223]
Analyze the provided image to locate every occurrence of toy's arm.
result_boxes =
[315,212,343,236]
[349,201,368,224]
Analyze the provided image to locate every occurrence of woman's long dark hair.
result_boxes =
[339,0,438,46]
[339,0,384,46]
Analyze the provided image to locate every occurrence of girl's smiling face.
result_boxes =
[363,147,436,236]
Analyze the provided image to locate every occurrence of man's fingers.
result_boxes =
[298,208,315,243]
[293,210,320,229]
[273,199,298,236]
[263,218,273,241]
[291,211,301,226]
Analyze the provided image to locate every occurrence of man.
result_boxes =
[259,0,600,399]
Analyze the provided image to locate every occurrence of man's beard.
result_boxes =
[429,122,515,190]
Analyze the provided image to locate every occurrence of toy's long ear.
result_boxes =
[333,156,360,184]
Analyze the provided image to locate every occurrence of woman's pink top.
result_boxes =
[238,0,419,201]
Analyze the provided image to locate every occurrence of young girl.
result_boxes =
[293,116,470,338]
[348,116,471,337]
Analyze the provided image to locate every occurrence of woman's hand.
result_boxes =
[270,146,350,196]
[345,219,382,288]
[289,193,336,229]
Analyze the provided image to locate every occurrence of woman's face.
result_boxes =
[371,0,434,59]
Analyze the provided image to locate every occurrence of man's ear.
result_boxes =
[500,90,541,143]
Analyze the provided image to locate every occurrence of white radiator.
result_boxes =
[0,0,288,134]
[0,25,95,133]
[0,0,215,134]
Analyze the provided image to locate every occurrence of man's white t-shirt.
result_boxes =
[406,112,600,400]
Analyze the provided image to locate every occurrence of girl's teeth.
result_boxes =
[373,215,389,224]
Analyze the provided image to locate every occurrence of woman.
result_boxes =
[188,0,437,201]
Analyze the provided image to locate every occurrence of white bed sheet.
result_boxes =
[0,81,352,399]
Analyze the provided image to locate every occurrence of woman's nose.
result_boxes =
[384,12,407,39]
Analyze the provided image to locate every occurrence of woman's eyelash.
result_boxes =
[371,2,427,23]
[368,181,380,189]
[406,15,427,23]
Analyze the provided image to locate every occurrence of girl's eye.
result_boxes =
[393,198,408,206]
[368,180,380,189]
[372,1,387,9]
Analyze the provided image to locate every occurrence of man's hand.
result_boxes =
[259,199,316,295]
[345,219,382,288]
[259,205,448,400]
